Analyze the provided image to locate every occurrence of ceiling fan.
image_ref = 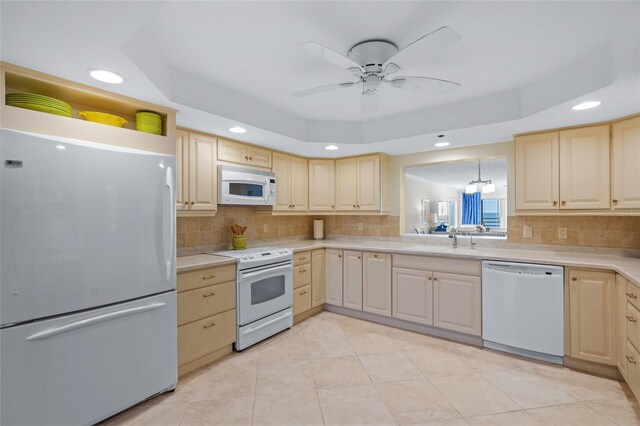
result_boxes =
[292,26,462,112]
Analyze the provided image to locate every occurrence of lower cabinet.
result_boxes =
[293,284,312,316]
[325,249,343,306]
[392,268,433,325]
[311,249,326,307]
[343,251,363,310]
[569,269,616,365]
[293,249,326,317]
[363,253,392,316]
[433,272,482,336]
[617,274,629,380]
[627,341,640,397]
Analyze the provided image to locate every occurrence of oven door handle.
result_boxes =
[241,264,292,280]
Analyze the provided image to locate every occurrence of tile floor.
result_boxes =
[105,312,640,425]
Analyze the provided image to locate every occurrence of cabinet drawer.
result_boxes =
[626,340,640,398]
[294,251,311,266]
[178,309,236,366]
[178,264,236,292]
[627,302,640,351]
[294,264,311,289]
[393,254,481,276]
[627,281,640,311]
[178,281,236,326]
[293,284,312,316]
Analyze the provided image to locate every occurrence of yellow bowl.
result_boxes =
[78,111,127,127]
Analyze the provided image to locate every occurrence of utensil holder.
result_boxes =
[232,235,247,250]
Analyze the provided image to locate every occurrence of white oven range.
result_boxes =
[207,247,293,350]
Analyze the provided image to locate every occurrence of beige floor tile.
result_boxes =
[253,390,324,426]
[339,317,391,335]
[584,398,640,425]
[188,364,257,401]
[217,348,260,367]
[360,352,424,383]
[258,331,308,364]
[481,369,577,409]
[256,359,315,395]
[317,384,396,426]
[305,332,356,359]
[527,402,616,425]
[465,410,541,425]
[301,316,345,337]
[105,401,188,426]
[405,347,475,378]
[384,328,450,351]
[423,419,469,426]
[348,332,403,355]
[529,365,628,402]
[179,397,253,426]
[451,345,521,373]
[430,373,521,418]
[375,379,461,424]
[310,356,371,389]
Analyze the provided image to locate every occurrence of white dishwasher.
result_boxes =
[482,260,564,364]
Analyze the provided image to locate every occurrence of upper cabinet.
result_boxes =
[335,154,388,211]
[515,124,613,212]
[217,138,272,169]
[272,152,308,211]
[176,129,217,215]
[309,159,336,211]
[612,116,640,210]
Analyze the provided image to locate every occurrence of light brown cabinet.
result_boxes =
[217,138,271,169]
[343,250,363,310]
[392,268,433,325]
[363,252,392,316]
[311,249,326,307]
[515,131,559,210]
[617,274,629,380]
[569,269,616,365]
[308,159,336,211]
[293,284,312,316]
[612,116,640,209]
[335,155,382,211]
[176,130,217,214]
[293,249,326,316]
[626,341,640,397]
[325,249,343,306]
[433,272,482,336]
[272,152,308,211]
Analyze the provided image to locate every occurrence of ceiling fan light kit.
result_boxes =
[293,26,462,112]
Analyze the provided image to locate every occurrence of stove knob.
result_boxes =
[241,256,248,260]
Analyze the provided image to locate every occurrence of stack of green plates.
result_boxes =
[136,111,162,135]
[5,93,72,117]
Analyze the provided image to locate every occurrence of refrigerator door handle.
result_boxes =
[25,303,166,341]
[165,166,176,282]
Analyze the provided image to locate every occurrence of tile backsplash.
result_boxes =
[507,215,640,249]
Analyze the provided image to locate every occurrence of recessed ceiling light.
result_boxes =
[572,101,601,111]
[88,69,124,84]
[229,127,247,134]
[325,145,339,150]
[434,142,450,147]
[55,144,66,150]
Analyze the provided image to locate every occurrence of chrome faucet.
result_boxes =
[448,229,458,248]
[470,234,477,250]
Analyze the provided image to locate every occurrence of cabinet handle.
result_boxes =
[299,269,307,273]
[300,290,307,295]
[561,201,566,206]
[612,199,619,205]
[626,355,637,364]
[203,322,216,329]
[626,293,637,299]
[626,315,637,323]
[202,292,216,298]
[202,274,216,280]
[553,201,558,206]
[571,277,577,281]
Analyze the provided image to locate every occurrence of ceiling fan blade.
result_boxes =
[383,26,461,72]
[387,76,461,94]
[299,41,364,72]
[361,93,380,113]
[291,81,356,97]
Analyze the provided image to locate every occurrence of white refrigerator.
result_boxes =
[0,129,178,425]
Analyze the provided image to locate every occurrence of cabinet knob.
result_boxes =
[190,201,195,205]
[338,255,341,258]
[184,201,188,206]
[626,355,637,364]
[433,278,438,281]
[626,315,637,323]
[571,277,577,281]
[331,205,334,209]
[627,293,637,299]
[428,277,432,281]
[612,199,619,205]
[357,204,360,208]
[244,156,248,160]
[561,201,566,206]
[249,156,253,161]
[553,201,558,206]
[353,204,356,208]
[293,204,296,208]
[357,256,361,259]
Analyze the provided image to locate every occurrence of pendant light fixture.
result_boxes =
[465,160,495,194]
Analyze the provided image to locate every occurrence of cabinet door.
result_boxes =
[569,269,616,365]
[271,152,291,211]
[311,249,325,307]
[343,251,363,310]
[293,285,312,316]
[176,129,189,210]
[217,138,248,165]
[380,155,390,212]
[515,132,559,210]
[290,156,308,211]
[617,275,629,380]
[392,268,433,325]
[357,155,381,211]
[247,145,272,168]
[188,133,217,211]
[559,125,610,210]
[335,158,358,210]
[626,341,640,399]
[309,159,335,211]
[363,252,392,317]
[325,249,343,306]
[433,273,481,336]
[612,116,640,209]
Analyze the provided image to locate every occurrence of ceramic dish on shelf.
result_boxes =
[6,92,72,116]
[78,111,127,127]
[135,111,162,135]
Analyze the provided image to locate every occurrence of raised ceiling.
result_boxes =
[1,1,639,156]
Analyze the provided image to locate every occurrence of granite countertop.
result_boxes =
[177,239,640,286]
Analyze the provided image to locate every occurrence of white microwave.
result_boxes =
[218,165,276,206]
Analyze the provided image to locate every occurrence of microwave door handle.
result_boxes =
[263,177,270,203]
[241,264,291,280]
